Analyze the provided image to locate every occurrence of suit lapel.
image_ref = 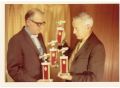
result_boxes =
[38,33,47,53]
[74,43,88,60]
[22,27,40,56]
[72,33,94,63]
[72,41,89,64]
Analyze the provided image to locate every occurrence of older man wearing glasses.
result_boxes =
[7,8,46,82]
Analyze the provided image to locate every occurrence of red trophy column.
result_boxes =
[41,62,53,81]
[60,55,68,74]
[56,27,64,46]
[50,48,58,66]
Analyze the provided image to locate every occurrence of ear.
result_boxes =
[26,20,31,26]
[86,24,91,30]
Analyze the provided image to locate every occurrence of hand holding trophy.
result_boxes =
[57,47,71,81]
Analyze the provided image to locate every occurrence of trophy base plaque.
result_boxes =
[58,72,70,76]
[51,64,59,68]
[38,79,53,82]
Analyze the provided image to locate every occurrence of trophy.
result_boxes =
[56,20,66,46]
[37,20,69,82]
[48,40,58,67]
[58,47,70,76]
[39,53,53,82]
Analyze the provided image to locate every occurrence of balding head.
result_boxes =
[25,8,45,35]
[25,8,44,21]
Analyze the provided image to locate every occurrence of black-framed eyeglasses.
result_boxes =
[30,20,46,27]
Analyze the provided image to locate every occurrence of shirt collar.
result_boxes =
[25,26,38,38]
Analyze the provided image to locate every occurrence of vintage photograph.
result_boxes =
[5,4,119,82]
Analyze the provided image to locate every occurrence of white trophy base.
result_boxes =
[38,79,53,82]
[58,72,70,76]
[51,64,59,68]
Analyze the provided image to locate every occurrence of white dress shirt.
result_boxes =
[25,26,44,56]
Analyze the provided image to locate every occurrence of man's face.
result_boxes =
[72,18,90,40]
[27,12,45,35]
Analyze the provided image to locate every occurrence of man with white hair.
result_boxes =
[58,12,105,82]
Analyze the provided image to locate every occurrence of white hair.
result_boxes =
[73,12,94,27]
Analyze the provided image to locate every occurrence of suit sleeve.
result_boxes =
[7,37,37,82]
[79,43,105,81]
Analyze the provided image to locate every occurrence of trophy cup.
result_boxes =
[56,20,66,46]
[39,53,53,82]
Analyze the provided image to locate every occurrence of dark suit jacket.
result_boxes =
[69,33,105,82]
[7,26,47,82]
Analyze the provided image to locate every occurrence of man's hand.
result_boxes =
[57,72,72,80]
